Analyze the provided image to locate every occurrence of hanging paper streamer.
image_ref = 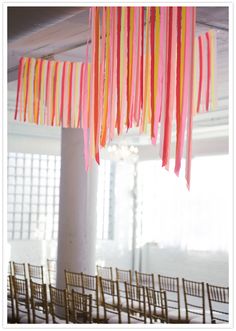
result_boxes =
[195,29,217,113]
[15,7,217,189]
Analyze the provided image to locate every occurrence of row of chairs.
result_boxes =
[7,262,229,324]
[96,265,229,324]
[8,272,167,324]
[8,275,92,323]
[65,267,229,323]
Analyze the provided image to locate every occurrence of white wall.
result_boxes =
[8,240,57,266]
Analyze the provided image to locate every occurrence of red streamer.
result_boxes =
[15,57,24,120]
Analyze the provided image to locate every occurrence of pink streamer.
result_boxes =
[83,8,92,171]
[185,8,196,189]
[152,7,165,144]
[174,7,192,176]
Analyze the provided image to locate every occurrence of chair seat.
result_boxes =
[108,312,151,324]
[148,306,163,316]
[104,295,119,306]
[106,312,122,323]
[187,311,211,324]
[7,309,16,323]
[51,316,73,324]
[92,306,106,320]
[18,312,31,324]
[19,309,50,324]
[17,294,27,303]
[119,297,127,308]
[167,308,188,323]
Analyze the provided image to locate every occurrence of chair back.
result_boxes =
[28,263,44,284]
[135,271,155,289]
[146,287,168,323]
[206,283,229,323]
[30,280,49,323]
[96,265,113,280]
[125,282,146,323]
[65,270,83,293]
[182,278,205,323]
[116,268,132,284]
[12,262,27,279]
[71,290,92,323]
[49,285,70,323]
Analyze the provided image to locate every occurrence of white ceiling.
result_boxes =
[7,6,229,156]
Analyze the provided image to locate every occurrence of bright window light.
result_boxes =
[137,155,231,253]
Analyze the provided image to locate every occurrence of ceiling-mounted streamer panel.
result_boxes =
[14,7,216,189]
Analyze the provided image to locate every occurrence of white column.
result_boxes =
[56,128,98,288]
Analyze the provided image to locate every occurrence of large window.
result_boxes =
[7,153,115,241]
[137,155,231,253]
[7,152,60,240]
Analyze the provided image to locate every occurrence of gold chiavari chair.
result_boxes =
[146,287,168,323]
[49,285,70,324]
[115,268,132,308]
[182,278,209,323]
[71,290,92,323]
[28,263,44,284]
[135,271,155,289]
[96,265,113,280]
[124,282,149,323]
[158,274,185,323]
[64,270,83,320]
[206,283,229,324]
[82,273,105,323]
[99,277,122,323]
[12,276,31,323]
[7,275,16,323]
[30,280,51,323]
